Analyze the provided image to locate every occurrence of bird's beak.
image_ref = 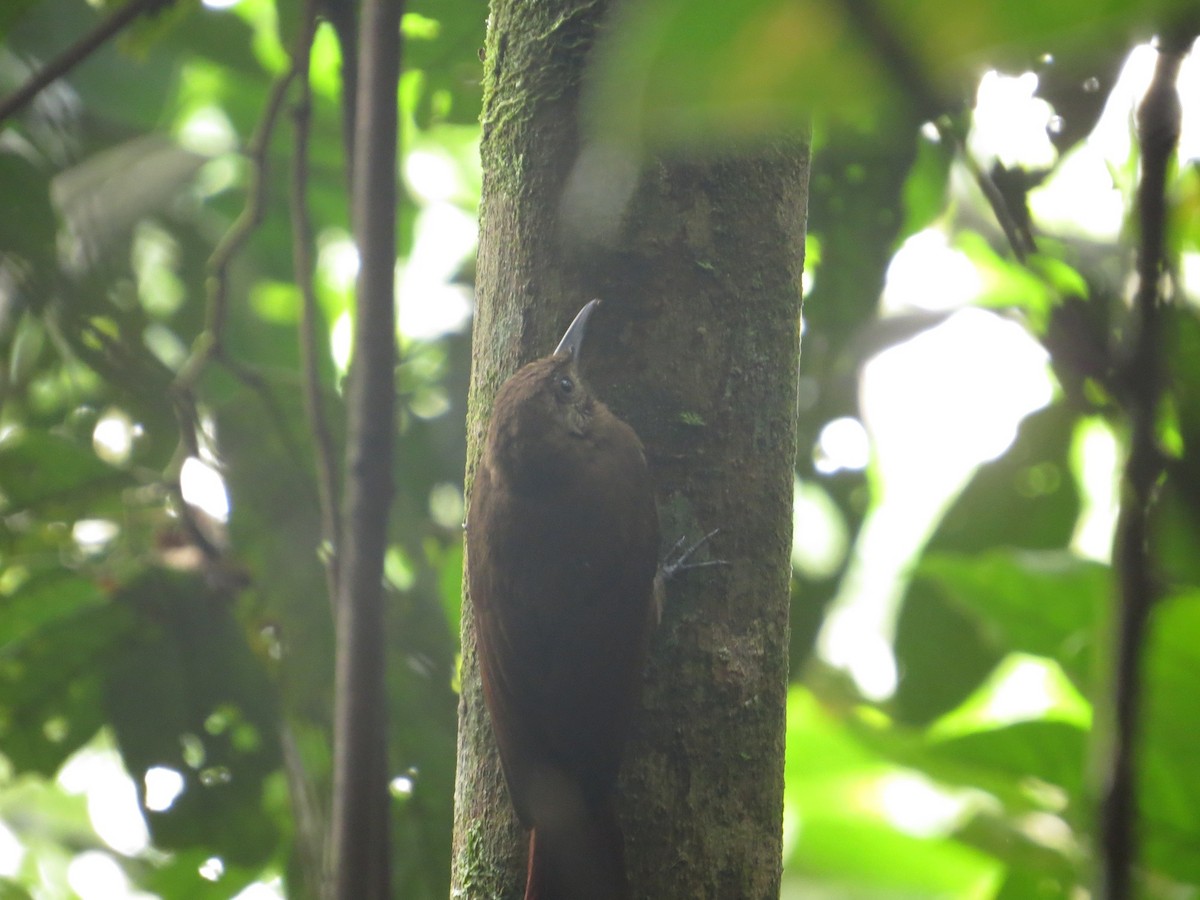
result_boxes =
[553,299,600,359]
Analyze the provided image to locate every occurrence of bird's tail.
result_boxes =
[524,796,629,900]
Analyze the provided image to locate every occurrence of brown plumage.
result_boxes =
[467,300,658,900]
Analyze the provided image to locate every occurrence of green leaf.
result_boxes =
[898,131,953,242]
[917,550,1108,686]
[991,868,1072,899]
[1140,592,1200,883]
[139,848,260,900]
[1167,306,1200,481]
[849,697,1083,811]
[958,231,1056,321]
[0,0,39,42]
[1153,477,1200,591]
[0,151,58,274]
[105,569,282,870]
[892,576,1005,726]
[437,538,464,634]
[930,720,1088,802]
[891,401,1083,726]
[8,0,178,133]
[588,0,905,150]
[0,571,107,649]
[0,601,133,775]
[0,429,131,516]
[406,0,487,126]
[586,0,1192,150]
[1175,165,1200,258]
[950,808,1079,891]
[926,403,1081,554]
[784,688,998,894]
[0,878,35,900]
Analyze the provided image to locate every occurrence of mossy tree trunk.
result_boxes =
[451,0,808,896]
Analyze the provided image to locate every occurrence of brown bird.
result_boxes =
[467,299,658,900]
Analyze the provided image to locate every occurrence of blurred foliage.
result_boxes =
[585,0,1200,896]
[585,2,1200,898]
[0,0,480,895]
[586,0,1196,147]
[1,1,1199,899]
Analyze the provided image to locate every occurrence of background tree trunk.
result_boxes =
[451,0,808,896]
[330,0,401,897]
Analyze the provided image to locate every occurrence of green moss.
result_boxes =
[455,823,509,899]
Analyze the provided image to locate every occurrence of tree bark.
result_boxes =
[451,1,808,896]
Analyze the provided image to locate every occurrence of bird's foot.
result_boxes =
[660,529,727,583]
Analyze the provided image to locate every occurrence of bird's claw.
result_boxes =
[660,528,728,583]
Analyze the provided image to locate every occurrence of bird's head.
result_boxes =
[487,300,607,491]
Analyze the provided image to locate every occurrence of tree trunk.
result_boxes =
[451,0,808,896]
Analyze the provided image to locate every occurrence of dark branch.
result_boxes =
[1100,32,1189,900]
[937,118,1038,262]
[290,0,342,615]
[166,57,301,568]
[329,0,403,896]
[176,63,296,389]
[837,0,942,122]
[282,4,340,892]
[838,0,1036,262]
[0,0,174,127]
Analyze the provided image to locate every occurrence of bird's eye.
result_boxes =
[558,376,574,395]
